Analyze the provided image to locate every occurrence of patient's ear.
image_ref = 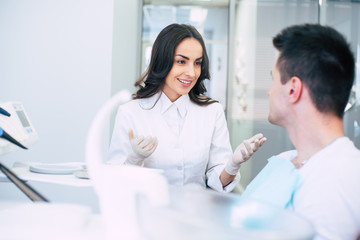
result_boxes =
[288,76,303,103]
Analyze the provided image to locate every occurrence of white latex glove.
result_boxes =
[125,129,158,166]
[225,133,267,175]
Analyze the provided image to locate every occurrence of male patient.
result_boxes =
[241,24,360,240]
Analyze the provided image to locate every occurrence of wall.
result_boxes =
[0,0,114,168]
[0,0,142,210]
[110,0,142,135]
[0,0,126,211]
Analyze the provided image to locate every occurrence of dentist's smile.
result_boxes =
[178,78,192,86]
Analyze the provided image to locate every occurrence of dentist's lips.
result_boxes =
[177,78,192,87]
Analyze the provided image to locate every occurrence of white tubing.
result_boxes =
[85,90,131,191]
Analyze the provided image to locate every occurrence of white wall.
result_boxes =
[0,0,142,211]
[0,0,114,166]
[110,0,142,135]
[111,0,142,95]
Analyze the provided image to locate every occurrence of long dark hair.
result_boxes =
[133,23,217,106]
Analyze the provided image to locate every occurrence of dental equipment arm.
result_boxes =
[0,163,48,202]
[0,127,27,150]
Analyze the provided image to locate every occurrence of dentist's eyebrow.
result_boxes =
[176,54,203,61]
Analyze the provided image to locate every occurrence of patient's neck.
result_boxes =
[287,112,344,164]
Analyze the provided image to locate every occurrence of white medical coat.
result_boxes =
[108,92,240,192]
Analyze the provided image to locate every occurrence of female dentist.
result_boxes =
[108,24,266,192]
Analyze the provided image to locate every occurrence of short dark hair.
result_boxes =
[133,23,216,106]
[273,23,355,118]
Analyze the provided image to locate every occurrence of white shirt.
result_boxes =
[108,92,240,192]
[292,137,360,240]
[242,137,360,239]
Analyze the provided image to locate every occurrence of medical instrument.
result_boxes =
[0,163,48,202]
[0,101,48,202]
[0,107,11,117]
[0,102,38,155]
[0,102,86,177]
[0,127,27,150]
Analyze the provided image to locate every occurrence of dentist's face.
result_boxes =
[163,38,203,102]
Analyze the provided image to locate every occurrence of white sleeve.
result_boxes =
[206,104,240,192]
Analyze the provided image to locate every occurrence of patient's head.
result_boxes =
[273,24,355,118]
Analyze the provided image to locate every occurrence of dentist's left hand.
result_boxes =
[125,129,158,166]
[225,133,266,175]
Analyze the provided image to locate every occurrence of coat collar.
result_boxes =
[159,92,189,118]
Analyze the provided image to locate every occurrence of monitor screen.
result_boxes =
[16,111,30,128]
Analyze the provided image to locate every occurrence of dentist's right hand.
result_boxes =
[125,129,159,166]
